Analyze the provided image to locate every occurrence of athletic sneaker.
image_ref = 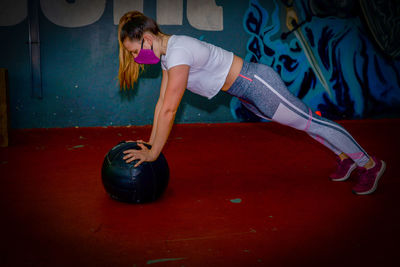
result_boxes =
[329,157,357,182]
[352,156,386,195]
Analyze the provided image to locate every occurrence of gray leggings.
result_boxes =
[227,61,370,166]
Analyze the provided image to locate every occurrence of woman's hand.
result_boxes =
[122,143,157,167]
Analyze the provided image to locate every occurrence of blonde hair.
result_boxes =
[118,11,162,90]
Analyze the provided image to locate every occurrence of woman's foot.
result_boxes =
[352,156,386,195]
[329,156,357,182]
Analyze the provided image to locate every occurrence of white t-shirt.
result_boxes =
[161,35,234,99]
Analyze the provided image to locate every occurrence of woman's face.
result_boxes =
[123,38,141,60]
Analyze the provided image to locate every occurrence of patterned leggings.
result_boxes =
[226,61,370,166]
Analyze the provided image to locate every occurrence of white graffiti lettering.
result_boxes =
[41,0,106,28]
[0,0,223,31]
[157,0,183,26]
[0,0,27,26]
[113,0,143,25]
[187,0,223,31]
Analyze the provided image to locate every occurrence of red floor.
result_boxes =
[1,119,399,266]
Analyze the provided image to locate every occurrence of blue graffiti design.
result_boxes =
[231,0,400,122]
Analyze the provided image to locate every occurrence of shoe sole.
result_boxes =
[353,160,386,195]
[331,163,357,182]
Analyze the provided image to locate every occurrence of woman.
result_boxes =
[119,11,385,195]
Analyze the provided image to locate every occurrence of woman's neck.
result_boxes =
[159,34,170,55]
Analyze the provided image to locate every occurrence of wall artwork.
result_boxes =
[232,0,400,122]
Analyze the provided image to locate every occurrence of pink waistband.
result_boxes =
[239,74,253,82]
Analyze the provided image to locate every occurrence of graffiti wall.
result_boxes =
[232,0,400,122]
[0,0,399,129]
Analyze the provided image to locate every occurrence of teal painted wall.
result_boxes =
[1,0,399,129]
[0,0,250,129]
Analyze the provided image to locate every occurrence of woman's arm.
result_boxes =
[148,70,168,145]
[123,65,189,166]
[150,65,188,157]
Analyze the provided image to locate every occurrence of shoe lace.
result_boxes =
[356,167,372,185]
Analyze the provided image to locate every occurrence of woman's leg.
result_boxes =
[240,64,370,166]
[240,97,343,156]
[228,62,385,194]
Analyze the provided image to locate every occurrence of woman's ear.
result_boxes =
[142,33,153,48]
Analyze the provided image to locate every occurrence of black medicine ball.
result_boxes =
[101,141,169,203]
